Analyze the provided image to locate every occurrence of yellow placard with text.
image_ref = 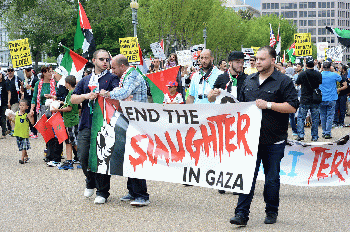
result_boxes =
[119,37,140,62]
[251,47,260,56]
[8,38,32,68]
[294,33,312,57]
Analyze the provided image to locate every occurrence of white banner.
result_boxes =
[258,138,350,186]
[326,46,343,62]
[150,42,166,60]
[119,102,261,194]
[190,44,205,68]
[176,50,192,67]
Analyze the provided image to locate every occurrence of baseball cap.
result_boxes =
[306,57,314,65]
[54,66,68,77]
[166,81,178,87]
[228,51,245,61]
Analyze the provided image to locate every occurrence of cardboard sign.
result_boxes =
[119,37,140,62]
[294,33,312,57]
[8,38,32,68]
[176,50,192,67]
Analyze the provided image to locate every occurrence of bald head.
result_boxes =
[111,54,130,77]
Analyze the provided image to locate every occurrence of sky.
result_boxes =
[244,0,261,10]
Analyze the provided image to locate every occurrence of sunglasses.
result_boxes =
[98,58,111,62]
[8,69,14,72]
[250,60,255,62]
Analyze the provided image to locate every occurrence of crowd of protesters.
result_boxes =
[1,46,350,226]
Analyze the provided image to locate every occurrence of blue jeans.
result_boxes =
[289,113,297,134]
[234,142,286,220]
[334,95,347,125]
[320,101,336,136]
[297,104,320,140]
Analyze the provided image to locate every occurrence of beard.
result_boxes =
[202,60,213,71]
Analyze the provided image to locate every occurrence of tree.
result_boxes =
[238,9,253,21]
[3,0,76,69]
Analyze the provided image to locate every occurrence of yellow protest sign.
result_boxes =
[294,33,312,57]
[251,47,260,56]
[119,37,140,62]
[8,38,32,68]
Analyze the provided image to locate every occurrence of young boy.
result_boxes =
[163,81,184,104]
[10,99,34,164]
[51,75,79,170]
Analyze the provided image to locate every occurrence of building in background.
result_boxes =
[0,20,10,67]
[261,0,350,62]
[223,0,261,18]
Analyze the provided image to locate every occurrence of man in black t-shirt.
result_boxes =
[208,51,247,102]
[295,57,322,141]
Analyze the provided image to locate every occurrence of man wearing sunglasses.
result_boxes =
[71,49,118,204]
[244,56,258,75]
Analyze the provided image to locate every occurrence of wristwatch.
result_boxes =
[266,102,272,110]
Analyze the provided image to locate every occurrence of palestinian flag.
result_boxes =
[142,66,181,103]
[287,42,296,63]
[89,96,126,175]
[326,26,350,48]
[60,45,88,81]
[74,1,96,58]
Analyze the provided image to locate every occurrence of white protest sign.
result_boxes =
[190,44,205,68]
[150,42,166,60]
[176,50,192,67]
[326,46,343,62]
[317,42,328,60]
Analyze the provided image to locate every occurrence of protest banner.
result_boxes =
[326,46,343,62]
[8,38,32,68]
[258,138,350,186]
[242,48,255,67]
[90,100,261,194]
[317,42,328,60]
[190,44,205,68]
[294,33,312,56]
[176,50,192,67]
[119,37,140,62]
[150,42,166,60]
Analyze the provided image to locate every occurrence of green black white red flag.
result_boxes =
[74,1,96,58]
[60,45,88,82]
[326,26,350,48]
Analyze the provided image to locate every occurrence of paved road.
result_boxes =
[1,125,350,231]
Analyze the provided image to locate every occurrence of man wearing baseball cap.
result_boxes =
[208,51,247,102]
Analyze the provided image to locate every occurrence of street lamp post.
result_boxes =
[130,0,139,37]
[203,27,207,49]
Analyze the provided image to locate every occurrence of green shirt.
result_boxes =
[63,90,79,127]
[31,81,58,106]
[13,112,30,138]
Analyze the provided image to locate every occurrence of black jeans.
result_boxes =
[127,178,149,200]
[77,128,110,199]
[0,106,6,136]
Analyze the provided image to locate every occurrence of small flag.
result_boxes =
[34,115,55,143]
[287,43,296,63]
[46,113,68,144]
[269,24,276,47]
[60,44,88,82]
[275,23,281,56]
[326,26,350,48]
[74,1,96,58]
[160,39,164,51]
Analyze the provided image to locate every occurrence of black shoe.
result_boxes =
[296,136,304,141]
[19,160,24,164]
[230,215,248,226]
[264,213,277,224]
[218,190,226,194]
[324,135,332,139]
[311,138,318,142]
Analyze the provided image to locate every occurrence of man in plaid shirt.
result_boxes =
[100,54,149,207]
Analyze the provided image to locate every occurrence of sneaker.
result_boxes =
[120,193,135,202]
[130,198,150,207]
[292,133,298,136]
[9,130,14,136]
[218,190,226,194]
[57,161,74,170]
[84,188,94,198]
[296,136,304,141]
[19,160,24,164]
[24,157,30,163]
[324,135,332,139]
[264,213,278,224]
[76,164,82,169]
[94,196,107,204]
[30,135,38,139]
[311,138,318,142]
[230,215,248,226]
[47,161,60,167]
[72,159,80,164]
[29,132,34,137]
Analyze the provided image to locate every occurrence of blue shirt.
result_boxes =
[109,68,147,103]
[319,71,341,102]
[73,71,118,131]
[188,66,223,104]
